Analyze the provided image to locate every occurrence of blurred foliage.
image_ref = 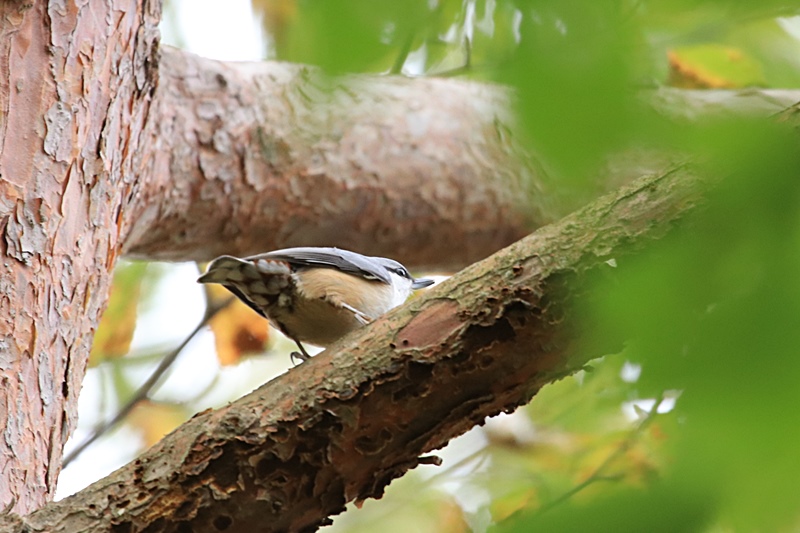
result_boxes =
[578,119,800,532]
[494,117,800,531]
[252,0,298,55]
[90,261,156,366]
[128,400,190,448]
[204,283,270,366]
[668,44,766,88]
[263,0,800,193]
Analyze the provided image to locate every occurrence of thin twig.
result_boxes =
[110,342,184,366]
[535,394,667,515]
[62,297,234,468]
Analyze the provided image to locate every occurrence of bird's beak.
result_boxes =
[412,278,435,290]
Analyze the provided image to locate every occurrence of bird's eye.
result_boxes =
[394,267,410,279]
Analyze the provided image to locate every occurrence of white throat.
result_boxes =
[387,272,414,308]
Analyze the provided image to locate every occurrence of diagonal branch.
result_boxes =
[2,163,706,533]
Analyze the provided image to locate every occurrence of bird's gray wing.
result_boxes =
[246,247,391,284]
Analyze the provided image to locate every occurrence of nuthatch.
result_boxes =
[197,247,434,361]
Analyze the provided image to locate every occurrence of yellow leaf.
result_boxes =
[251,0,297,54]
[206,284,270,366]
[129,400,188,448]
[437,499,471,533]
[491,488,539,523]
[90,262,148,366]
[667,44,765,89]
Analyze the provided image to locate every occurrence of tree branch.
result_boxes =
[122,44,799,269]
[1,162,706,533]
[124,46,548,268]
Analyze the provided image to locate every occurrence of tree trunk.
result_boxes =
[0,0,160,513]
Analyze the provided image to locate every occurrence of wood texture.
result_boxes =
[124,47,548,268]
[0,164,705,532]
[0,0,161,513]
[0,0,792,524]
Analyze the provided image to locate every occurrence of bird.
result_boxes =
[197,247,434,362]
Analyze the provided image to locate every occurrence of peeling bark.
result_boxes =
[121,42,800,267]
[124,47,548,268]
[0,164,706,532]
[0,0,161,513]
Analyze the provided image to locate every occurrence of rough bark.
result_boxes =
[123,44,800,268]
[0,164,705,532]
[124,46,547,268]
[0,0,795,523]
[0,0,160,514]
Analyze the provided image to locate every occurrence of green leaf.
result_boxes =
[281,0,432,73]
[585,119,800,530]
